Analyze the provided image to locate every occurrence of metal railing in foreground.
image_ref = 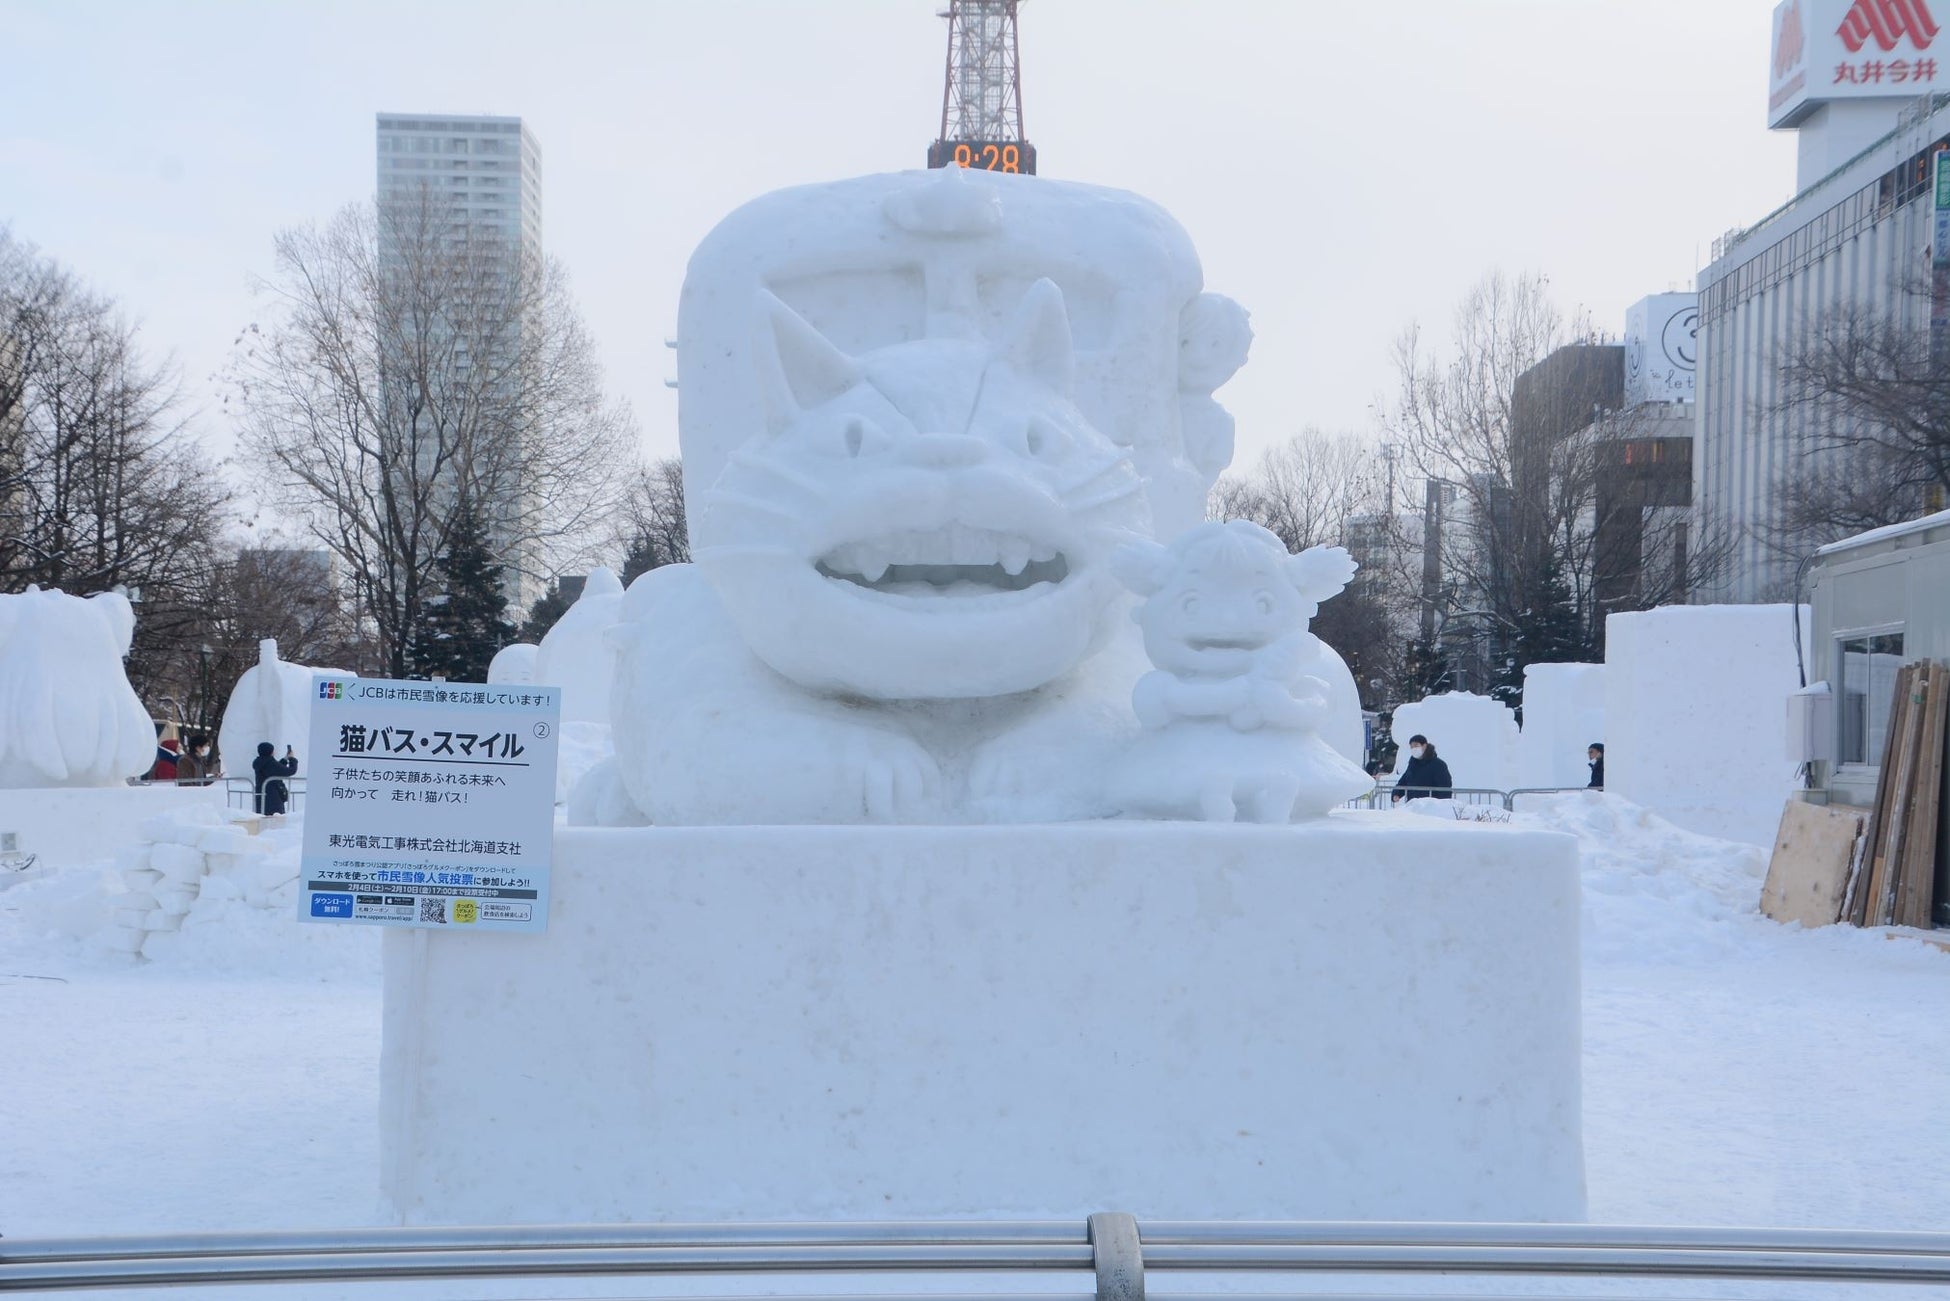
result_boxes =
[5,1216,1950,1294]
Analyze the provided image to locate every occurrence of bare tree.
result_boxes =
[1381,270,1726,699]
[1210,429,1384,551]
[620,456,689,582]
[228,194,635,677]
[142,545,375,735]
[0,228,231,708]
[1769,279,1950,556]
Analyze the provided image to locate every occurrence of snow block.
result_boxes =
[120,867,162,891]
[147,842,205,882]
[0,784,221,873]
[1517,663,1606,790]
[382,820,1585,1224]
[194,826,253,857]
[196,874,242,903]
[1604,605,1806,848]
[1391,691,1520,791]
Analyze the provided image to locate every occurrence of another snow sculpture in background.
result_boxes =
[218,639,352,773]
[530,569,625,803]
[1109,524,1373,822]
[0,586,156,788]
[531,568,625,726]
[1176,295,1253,483]
[486,643,538,686]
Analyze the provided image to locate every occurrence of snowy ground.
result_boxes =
[2,794,1947,1245]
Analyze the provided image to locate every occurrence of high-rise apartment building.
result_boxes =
[376,113,541,259]
[374,113,544,612]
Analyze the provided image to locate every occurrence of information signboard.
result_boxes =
[299,678,561,932]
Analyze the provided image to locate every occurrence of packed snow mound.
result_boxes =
[1515,790,1768,964]
[0,586,155,788]
[2,807,376,980]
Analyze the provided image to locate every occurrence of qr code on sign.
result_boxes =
[419,897,447,925]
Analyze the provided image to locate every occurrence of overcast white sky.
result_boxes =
[0,0,1795,522]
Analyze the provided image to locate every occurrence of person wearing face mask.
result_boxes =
[1392,734,1453,804]
[1586,742,1604,790]
[178,734,220,786]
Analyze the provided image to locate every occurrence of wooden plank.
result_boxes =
[1897,662,1948,930]
[1845,662,1910,926]
[1859,663,1918,927]
[1875,663,1930,927]
[1761,800,1867,927]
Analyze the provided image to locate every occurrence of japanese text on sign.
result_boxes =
[300,678,561,933]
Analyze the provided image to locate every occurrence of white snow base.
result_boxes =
[1603,604,1806,848]
[381,818,1586,1225]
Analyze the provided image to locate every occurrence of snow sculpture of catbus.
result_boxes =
[577,166,1365,826]
[0,586,157,788]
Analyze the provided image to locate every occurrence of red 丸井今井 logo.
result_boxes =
[1838,0,1941,52]
[1776,1,1806,77]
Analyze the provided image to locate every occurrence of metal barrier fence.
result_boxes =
[1348,784,1597,813]
[4,1217,1950,1294]
[220,777,307,815]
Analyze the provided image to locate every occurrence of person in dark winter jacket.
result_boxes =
[1392,734,1453,803]
[252,741,299,817]
[1587,742,1605,790]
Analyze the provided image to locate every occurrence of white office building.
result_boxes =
[1696,0,1950,602]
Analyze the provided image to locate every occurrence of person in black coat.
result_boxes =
[1587,742,1605,790]
[252,741,299,817]
[1392,734,1453,803]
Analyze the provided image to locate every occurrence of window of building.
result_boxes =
[1837,630,1906,765]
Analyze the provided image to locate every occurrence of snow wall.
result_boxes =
[1603,604,1807,848]
[1517,663,1606,790]
[0,784,224,872]
[382,819,1586,1224]
[1391,691,1519,791]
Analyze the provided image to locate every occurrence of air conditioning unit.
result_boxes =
[1787,681,1835,763]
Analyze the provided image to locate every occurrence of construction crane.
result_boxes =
[926,1,1037,175]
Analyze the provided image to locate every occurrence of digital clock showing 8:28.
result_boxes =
[926,139,1037,175]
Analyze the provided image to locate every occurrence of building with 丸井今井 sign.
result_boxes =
[1696,0,1950,603]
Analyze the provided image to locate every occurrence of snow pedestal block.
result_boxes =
[380,818,1586,1225]
[1603,604,1807,848]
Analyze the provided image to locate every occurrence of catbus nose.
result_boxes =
[900,434,990,468]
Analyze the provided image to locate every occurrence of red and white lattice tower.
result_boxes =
[926,1,1037,175]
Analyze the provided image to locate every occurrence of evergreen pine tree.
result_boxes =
[519,586,574,645]
[1490,556,1591,722]
[408,498,518,683]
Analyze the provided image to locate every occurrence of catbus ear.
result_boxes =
[994,278,1075,398]
[753,291,859,435]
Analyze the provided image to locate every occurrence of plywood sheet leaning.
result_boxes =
[1762,800,1867,928]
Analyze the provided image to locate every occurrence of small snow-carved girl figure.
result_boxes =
[1109,520,1374,823]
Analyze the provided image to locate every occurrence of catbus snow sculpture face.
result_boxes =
[576,168,1306,826]
[0,586,156,788]
[693,279,1148,700]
